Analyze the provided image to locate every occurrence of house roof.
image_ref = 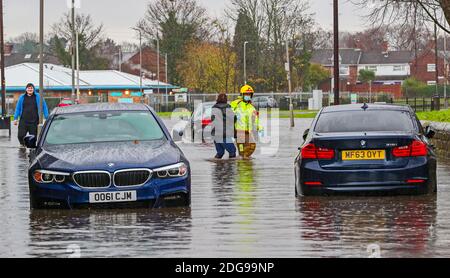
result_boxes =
[4,53,61,67]
[311,49,362,65]
[359,51,414,65]
[1,63,177,92]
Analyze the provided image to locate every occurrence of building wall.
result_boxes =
[358,64,410,76]
[410,51,446,85]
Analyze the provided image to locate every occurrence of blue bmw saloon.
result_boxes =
[295,104,437,196]
[24,103,191,209]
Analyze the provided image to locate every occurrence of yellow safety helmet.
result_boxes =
[240,85,255,95]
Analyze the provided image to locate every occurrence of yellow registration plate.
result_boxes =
[342,150,386,161]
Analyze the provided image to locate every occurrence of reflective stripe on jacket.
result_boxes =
[234,101,263,132]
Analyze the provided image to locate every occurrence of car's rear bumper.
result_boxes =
[296,157,436,195]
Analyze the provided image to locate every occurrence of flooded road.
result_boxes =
[0,119,449,258]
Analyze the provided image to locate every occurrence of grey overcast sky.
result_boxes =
[3,0,366,44]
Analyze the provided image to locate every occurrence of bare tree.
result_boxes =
[352,0,450,33]
[51,13,104,49]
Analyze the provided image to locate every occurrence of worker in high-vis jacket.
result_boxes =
[232,85,264,159]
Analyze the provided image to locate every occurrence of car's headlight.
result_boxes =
[154,163,188,179]
[33,170,70,184]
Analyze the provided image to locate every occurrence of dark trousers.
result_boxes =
[214,141,237,159]
[18,121,38,145]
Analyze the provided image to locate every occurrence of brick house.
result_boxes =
[410,49,447,86]
[120,47,167,86]
[311,48,414,98]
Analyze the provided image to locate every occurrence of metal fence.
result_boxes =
[3,93,449,115]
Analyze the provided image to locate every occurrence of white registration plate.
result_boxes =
[89,191,137,204]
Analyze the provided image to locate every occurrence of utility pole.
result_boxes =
[445,22,449,109]
[244,41,248,85]
[165,53,168,99]
[286,38,294,128]
[435,22,439,97]
[0,0,6,119]
[76,31,80,102]
[333,0,340,105]
[131,27,143,102]
[39,0,45,124]
[71,0,76,101]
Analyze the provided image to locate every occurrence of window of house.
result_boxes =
[339,66,349,75]
[427,64,436,72]
[393,65,404,71]
[365,66,377,72]
[427,80,437,86]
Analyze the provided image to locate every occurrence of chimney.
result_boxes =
[381,41,389,52]
[4,43,13,56]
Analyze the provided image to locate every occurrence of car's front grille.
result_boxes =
[114,170,152,187]
[73,172,111,188]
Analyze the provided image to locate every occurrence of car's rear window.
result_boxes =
[315,110,415,133]
[45,111,165,145]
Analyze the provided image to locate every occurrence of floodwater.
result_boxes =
[0,119,449,258]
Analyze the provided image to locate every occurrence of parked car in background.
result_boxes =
[24,103,191,209]
[188,101,215,142]
[253,96,278,109]
[58,98,76,107]
[295,104,437,197]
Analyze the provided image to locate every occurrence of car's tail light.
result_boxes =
[304,181,323,186]
[301,144,335,160]
[201,118,212,127]
[406,179,426,184]
[393,140,428,158]
[411,141,428,157]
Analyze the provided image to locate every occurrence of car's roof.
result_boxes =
[54,103,149,115]
[321,104,411,113]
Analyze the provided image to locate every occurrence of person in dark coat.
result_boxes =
[211,93,237,159]
[13,83,49,146]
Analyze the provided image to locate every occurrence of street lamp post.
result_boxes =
[281,7,294,128]
[333,0,340,105]
[71,0,76,102]
[39,0,45,125]
[132,28,143,101]
[244,41,248,85]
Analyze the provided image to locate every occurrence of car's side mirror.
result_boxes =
[303,129,310,141]
[172,129,184,142]
[425,126,436,139]
[24,135,37,149]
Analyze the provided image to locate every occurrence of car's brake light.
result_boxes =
[411,140,428,157]
[201,118,212,127]
[301,144,335,160]
[304,181,323,186]
[393,140,427,158]
[406,179,426,184]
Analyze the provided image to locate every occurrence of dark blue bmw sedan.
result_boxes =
[24,103,191,209]
[295,104,437,196]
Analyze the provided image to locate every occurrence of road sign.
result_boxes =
[351,94,358,104]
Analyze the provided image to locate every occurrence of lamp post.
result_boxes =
[281,7,294,128]
[0,0,6,119]
[71,0,76,102]
[39,0,45,124]
[333,0,340,105]
[131,27,143,100]
[244,41,248,85]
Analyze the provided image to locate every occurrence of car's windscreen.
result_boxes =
[315,110,415,133]
[45,111,165,145]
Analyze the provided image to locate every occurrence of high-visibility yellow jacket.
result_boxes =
[230,97,243,111]
[233,100,263,132]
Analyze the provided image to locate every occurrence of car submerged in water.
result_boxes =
[295,104,437,196]
[24,103,191,209]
